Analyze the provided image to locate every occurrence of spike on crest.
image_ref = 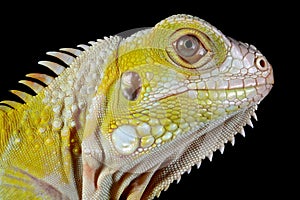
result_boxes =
[239,127,246,137]
[207,152,213,161]
[187,167,191,174]
[229,137,235,146]
[247,118,254,128]
[0,105,13,112]
[251,112,258,121]
[10,90,32,102]
[46,51,75,65]
[156,191,161,198]
[26,73,54,85]
[19,80,44,93]
[59,48,82,56]
[88,41,97,46]
[38,61,65,75]
[163,184,170,191]
[197,161,202,169]
[77,44,90,50]
[0,100,22,109]
[219,145,225,154]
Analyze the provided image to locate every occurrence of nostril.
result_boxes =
[259,59,265,68]
[255,56,268,71]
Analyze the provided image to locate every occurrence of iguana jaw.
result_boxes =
[80,91,270,199]
[141,86,273,199]
[82,105,259,200]
[142,105,258,199]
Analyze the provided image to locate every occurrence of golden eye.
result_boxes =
[166,29,215,70]
[173,35,207,64]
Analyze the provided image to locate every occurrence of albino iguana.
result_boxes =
[0,14,274,199]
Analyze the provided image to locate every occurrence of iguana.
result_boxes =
[0,14,274,199]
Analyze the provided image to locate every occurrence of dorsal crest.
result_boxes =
[0,45,87,113]
[0,35,123,114]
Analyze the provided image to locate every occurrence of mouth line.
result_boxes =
[152,84,273,103]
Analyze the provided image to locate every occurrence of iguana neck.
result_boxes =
[0,36,122,199]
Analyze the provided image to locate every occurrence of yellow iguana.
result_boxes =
[0,14,274,199]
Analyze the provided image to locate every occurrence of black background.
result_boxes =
[0,1,296,199]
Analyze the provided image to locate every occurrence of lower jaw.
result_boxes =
[142,105,258,199]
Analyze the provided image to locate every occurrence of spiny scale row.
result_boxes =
[0,36,120,111]
[0,36,117,112]
[156,110,258,198]
[0,44,90,112]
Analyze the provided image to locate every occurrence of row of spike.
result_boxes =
[0,36,119,112]
[178,109,257,181]
[0,47,86,112]
[156,108,258,198]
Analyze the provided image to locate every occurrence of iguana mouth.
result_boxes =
[154,83,273,106]
[253,84,273,103]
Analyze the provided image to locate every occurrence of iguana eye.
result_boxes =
[174,35,207,64]
[166,29,214,70]
[121,71,142,101]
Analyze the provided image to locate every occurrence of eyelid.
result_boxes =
[173,35,207,64]
[167,29,214,69]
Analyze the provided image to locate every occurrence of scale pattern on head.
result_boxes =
[93,14,273,199]
[97,14,271,157]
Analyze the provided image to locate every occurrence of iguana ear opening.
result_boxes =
[120,71,142,101]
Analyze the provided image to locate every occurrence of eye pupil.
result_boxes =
[185,40,193,48]
[168,30,212,69]
[176,35,199,58]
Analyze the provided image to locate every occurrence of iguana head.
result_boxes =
[82,14,273,199]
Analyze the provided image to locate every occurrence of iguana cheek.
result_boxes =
[111,125,139,155]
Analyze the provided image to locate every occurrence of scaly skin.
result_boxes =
[0,14,274,199]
